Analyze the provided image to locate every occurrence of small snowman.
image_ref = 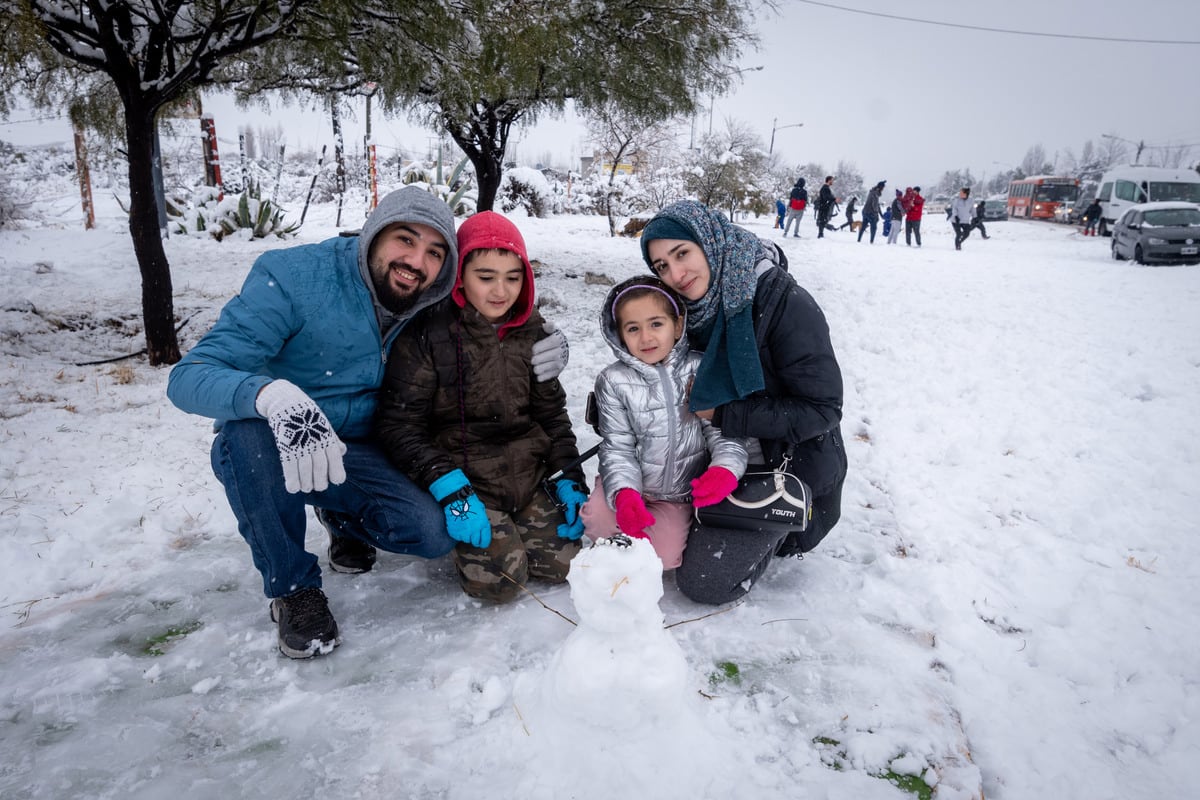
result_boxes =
[533,533,691,730]
[514,535,731,799]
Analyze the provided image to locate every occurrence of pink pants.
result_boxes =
[579,477,693,569]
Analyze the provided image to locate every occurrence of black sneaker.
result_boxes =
[315,508,377,574]
[269,587,340,658]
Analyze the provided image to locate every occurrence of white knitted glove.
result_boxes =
[254,380,347,494]
[531,321,569,382]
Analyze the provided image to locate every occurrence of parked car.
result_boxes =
[982,198,1007,221]
[1054,196,1092,225]
[1110,202,1200,265]
[926,195,951,216]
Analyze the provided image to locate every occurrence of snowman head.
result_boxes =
[568,536,665,634]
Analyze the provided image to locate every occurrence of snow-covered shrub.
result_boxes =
[498,166,557,217]
[0,141,73,228]
[168,182,299,241]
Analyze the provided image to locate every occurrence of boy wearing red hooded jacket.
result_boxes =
[375,212,586,603]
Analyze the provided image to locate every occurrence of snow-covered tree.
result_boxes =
[932,168,978,200]
[584,103,679,236]
[1021,144,1051,176]
[235,1,757,214]
[3,0,311,365]
[685,119,771,219]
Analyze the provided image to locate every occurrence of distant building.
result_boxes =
[583,149,645,178]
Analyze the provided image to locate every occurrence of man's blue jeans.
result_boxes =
[211,419,454,598]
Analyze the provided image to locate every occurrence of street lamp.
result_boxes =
[768,118,804,155]
[707,65,764,136]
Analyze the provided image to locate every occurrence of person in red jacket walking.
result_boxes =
[904,186,925,247]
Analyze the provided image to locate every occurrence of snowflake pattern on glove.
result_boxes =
[272,405,334,457]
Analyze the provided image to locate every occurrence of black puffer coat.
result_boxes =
[375,302,582,514]
[711,265,847,554]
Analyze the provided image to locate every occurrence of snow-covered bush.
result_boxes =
[0,141,75,228]
[168,182,299,241]
[498,166,558,217]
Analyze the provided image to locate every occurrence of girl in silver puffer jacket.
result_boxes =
[579,277,748,568]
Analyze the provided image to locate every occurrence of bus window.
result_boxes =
[1149,181,1200,204]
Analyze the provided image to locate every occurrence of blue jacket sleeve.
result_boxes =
[166,253,300,421]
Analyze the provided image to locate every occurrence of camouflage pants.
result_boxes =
[452,490,581,604]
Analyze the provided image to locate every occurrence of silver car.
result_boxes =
[1110,202,1200,266]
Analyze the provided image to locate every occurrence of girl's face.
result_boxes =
[617,294,683,366]
[647,238,711,301]
[461,250,524,323]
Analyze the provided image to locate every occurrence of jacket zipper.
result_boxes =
[657,362,678,489]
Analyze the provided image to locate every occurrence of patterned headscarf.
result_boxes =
[641,200,766,410]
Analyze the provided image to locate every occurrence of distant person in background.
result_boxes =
[838,195,858,231]
[886,190,906,244]
[949,187,974,251]
[1081,198,1102,236]
[815,175,837,238]
[970,200,991,241]
[775,197,787,230]
[783,177,808,238]
[858,180,886,243]
[905,186,925,246]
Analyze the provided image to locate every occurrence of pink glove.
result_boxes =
[690,466,739,508]
[614,489,655,540]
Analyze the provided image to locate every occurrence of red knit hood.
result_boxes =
[452,211,535,340]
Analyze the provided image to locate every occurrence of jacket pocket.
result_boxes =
[791,426,847,498]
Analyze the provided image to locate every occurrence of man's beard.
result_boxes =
[371,261,425,316]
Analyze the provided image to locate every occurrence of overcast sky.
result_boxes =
[4,0,1198,191]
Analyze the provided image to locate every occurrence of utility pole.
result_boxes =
[707,65,764,137]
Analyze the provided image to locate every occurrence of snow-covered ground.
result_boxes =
[2,188,1198,800]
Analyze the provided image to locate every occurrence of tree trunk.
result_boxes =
[469,147,503,213]
[444,108,510,213]
[125,105,181,366]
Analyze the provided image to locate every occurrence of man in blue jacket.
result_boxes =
[167,187,568,658]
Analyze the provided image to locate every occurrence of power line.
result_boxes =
[0,113,69,126]
[795,0,1200,45]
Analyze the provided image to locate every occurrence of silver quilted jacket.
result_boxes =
[594,296,749,508]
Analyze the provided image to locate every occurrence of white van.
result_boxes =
[1095,165,1200,236]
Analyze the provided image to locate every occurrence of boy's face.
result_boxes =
[617,295,683,366]
[647,238,711,301]
[461,249,524,323]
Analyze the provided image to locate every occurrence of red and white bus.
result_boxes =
[1006,176,1081,220]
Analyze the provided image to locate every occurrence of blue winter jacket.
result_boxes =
[167,236,448,440]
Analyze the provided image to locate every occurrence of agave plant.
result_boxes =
[169,182,299,241]
[400,157,476,216]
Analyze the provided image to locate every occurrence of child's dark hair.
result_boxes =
[462,247,515,268]
[610,276,684,324]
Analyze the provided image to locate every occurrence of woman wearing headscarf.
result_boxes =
[640,200,847,605]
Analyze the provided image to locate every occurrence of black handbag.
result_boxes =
[694,460,812,533]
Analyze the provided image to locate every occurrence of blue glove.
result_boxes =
[554,478,588,540]
[430,469,492,548]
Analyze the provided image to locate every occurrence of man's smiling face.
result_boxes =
[366,222,450,314]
